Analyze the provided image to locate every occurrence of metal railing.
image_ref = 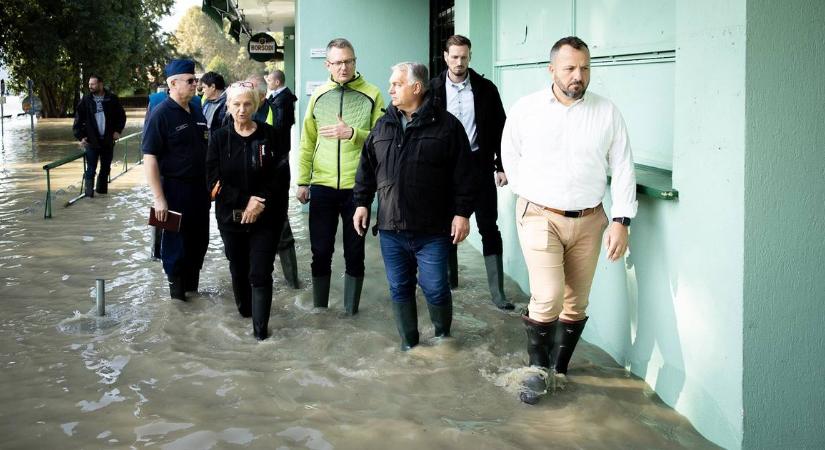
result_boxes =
[42,150,87,218]
[108,131,143,182]
[42,131,143,218]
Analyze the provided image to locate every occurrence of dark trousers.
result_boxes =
[473,173,503,256]
[449,172,503,263]
[278,220,295,251]
[379,230,452,306]
[84,142,114,182]
[160,178,210,280]
[308,185,364,277]
[220,226,279,288]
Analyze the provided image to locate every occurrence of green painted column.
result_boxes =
[283,26,296,92]
[743,0,825,448]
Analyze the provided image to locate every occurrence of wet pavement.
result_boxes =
[0,114,719,449]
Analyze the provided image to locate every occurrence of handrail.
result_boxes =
[42,150,86,170]
[43,131,144,218]
[109,131,143,182]
[43,150,86,218]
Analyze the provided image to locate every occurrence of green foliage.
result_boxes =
[0,0,174,117]
[205,55,231,79]
[171,7,278,83]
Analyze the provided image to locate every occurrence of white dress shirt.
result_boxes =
[501,88,638,218]
[266,86,286,101]
[445,76,479,152]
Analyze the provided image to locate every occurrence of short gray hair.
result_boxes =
[245,74,268,97]
[326,38,355,54]
[390,62,429,93]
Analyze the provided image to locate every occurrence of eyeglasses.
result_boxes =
[180,77,197,85]
[230,81,255,88]
[327,58,356,68]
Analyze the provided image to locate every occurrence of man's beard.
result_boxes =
[557,80,586,100]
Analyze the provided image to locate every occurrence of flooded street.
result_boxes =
[0,114,718,449]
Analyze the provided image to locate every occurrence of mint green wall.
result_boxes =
[474,1,745,448]
[283,26,296,92]
[453,0,494,79]
[743,0,825,447]
[294,0,429,136]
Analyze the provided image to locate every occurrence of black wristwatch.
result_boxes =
[612,217,631,226]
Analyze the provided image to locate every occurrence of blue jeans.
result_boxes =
[378,230,451,306]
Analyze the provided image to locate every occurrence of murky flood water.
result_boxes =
[0,114,718,449]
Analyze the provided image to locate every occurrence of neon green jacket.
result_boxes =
[297,73,384,189]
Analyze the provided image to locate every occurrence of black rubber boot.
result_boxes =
[554,317,588,374]
[447,245,459,289]
[152,227,162,260]
[168,276,186,301]
[185,269,200,293]
[343,274,363,315]
[231,276,252,317]
[95,174,108,194]
[520,312,557,404]
[312,275,331,308]
[84,179,94,198]
[252,285,272,340]
[426,299,452,338]
[484,254,515,310]
[279,246,300,289]
[391,301,419,351]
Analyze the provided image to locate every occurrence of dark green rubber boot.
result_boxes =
[279,245,300,289]
[484,254,514,310]
[426,299,452,338]
[343,274,363,315]
[312,275,331,308]
[391,301,419,351]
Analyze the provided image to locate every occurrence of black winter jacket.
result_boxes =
[268,87,298,151]
[354,96,477,235]
[72,90,126,148]
[206,121,290,233]
[429,68,507,173]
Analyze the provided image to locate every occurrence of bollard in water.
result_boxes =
[95,279,105,316]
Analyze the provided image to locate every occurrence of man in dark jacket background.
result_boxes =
[430,35,513,310]
[266,69,298,151]
[353,62,476,350]
[264,69,301,289]
[73,75,126,197]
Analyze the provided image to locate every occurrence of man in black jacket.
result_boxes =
[265,69,301,289]
[72,75,126,197]
[430,35,514,310]
[353,62,476,350]
[266,69,298,151]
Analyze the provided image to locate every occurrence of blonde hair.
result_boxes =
[225,84,260,113]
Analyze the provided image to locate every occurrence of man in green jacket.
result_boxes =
[296,38,384,315]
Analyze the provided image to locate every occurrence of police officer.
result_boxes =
[142,59,211,300]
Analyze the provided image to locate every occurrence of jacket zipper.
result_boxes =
[395,116,410,231]
[337,85,344,190]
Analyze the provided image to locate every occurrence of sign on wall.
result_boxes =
[247,32,278,62]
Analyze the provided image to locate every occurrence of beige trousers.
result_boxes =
[515,196,608,323]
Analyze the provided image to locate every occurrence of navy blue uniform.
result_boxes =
[142,97,211,287]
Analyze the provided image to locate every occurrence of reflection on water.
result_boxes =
[0,115,719,449]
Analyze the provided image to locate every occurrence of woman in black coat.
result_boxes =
[206,83,290,340]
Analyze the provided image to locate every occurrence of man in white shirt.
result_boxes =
[501,36,637,404]
[430,35,513,310]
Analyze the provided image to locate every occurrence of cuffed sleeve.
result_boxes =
[607,110,638,218]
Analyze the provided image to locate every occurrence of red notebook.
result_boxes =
[148,207,182,232]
